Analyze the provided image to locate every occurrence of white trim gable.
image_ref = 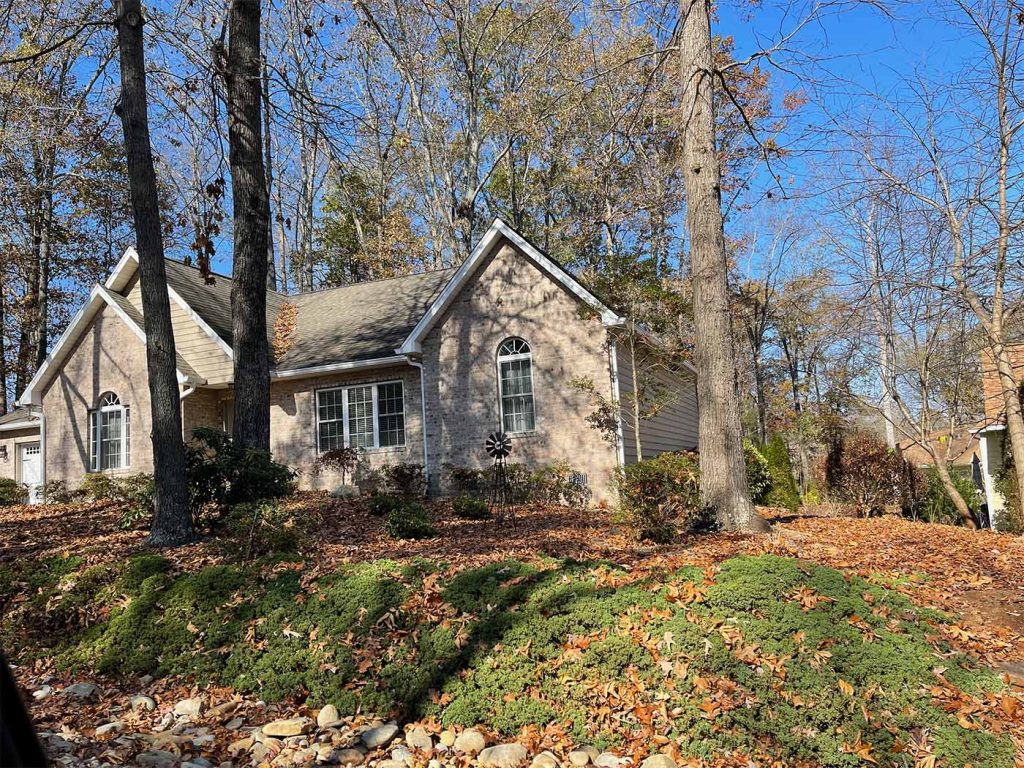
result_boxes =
[18,284,203,406]
[167,284,235,359]
[397,218,624,356]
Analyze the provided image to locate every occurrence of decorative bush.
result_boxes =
[218,500,312,560]
[531,460,592,508]
[186,428,296,521]
[368,493,401,517]
[314,447,359,485]
[384,501,436,539]
[818,431,919,516]
[453,494,491,520]
[917,468,982,526]
[363,463,427,499]
[615,451,707,542]
[742,440,772,504]
[75,472,156,528]
[0,478,28,506]
[42,479,79,504]
[762,435,801,511]
[445,464,489,498]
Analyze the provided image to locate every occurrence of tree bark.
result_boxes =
[679,0,767,531]
[113,0,193,546]
[0,288,7,413]
[262,55,277,292]
[225,0,271,451]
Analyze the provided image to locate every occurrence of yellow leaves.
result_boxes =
[666,580,706,605]
[270,302,298,363]
[788,585,833,612]
[838,678,854,697]
[998,694,1019,719]
[841,731,877,764]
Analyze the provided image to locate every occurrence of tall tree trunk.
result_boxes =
[32,192,52,372]
[262,55,277,291]
[0,289,8,414]
[113,0,193,546]
[225,0,271,451]
[678,0,767,531]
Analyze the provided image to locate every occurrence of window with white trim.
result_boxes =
[89,392,130,471]
[316,381,405,451]
[497,337,535,433]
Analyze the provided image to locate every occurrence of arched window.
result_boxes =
[497,337,535,433]
[89,392,130,471]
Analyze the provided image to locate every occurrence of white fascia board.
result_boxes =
[167,284,234,359]
[104,246,139,292]
[94,285,147,344]
[0,419,39,433]
[19,286,106,406]
[398,217,622,355]
[271,355,408,381]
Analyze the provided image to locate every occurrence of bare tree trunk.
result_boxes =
[262,55,277,291]
[225,0,271,451]
[679,0,767,531]
[31,188,53,372]
[113,0,192,546]
[0,290,7,413]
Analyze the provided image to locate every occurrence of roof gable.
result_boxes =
[397,218,623,356]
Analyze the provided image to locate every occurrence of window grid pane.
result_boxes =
[317,389,346,451]
[500,358,535,432]
[101,410,123,470]
[348,386,374,449]
[377,382,405,447]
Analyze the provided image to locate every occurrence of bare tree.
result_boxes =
[113,0,192,545]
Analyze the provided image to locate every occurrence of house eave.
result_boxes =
[271,355,409,381]
[0,419,39,433]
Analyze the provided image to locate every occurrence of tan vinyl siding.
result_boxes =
[123,275,232,384]
[616,341,698,464]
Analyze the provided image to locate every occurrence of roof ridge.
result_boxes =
[288,267,457,300]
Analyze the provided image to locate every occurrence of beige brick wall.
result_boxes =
[0,428,41,483]
[182,388,226,440]
[419,242,619,500]
[269,365,423,491]
[41,304,153,484]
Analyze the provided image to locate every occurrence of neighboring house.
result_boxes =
[897,429,981,472]
[973,343,1024,528]
[6,218,698,503]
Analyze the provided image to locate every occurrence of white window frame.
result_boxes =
[89,392,131,471]
[496,337,536,434]
[315,380,406,452]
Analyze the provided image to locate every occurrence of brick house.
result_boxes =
[3,219,698,503]
[974,343,1024,527]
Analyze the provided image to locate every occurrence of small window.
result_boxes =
[316,381,405,451]
[89,392,130,471]
[497,337,535,433]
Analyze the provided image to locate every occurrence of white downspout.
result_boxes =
[608,338,626,467]
[407,359,431,485]
[179,385,196,441]
[37,407,46,504]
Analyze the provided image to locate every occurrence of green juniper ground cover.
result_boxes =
[2,550,1014,767]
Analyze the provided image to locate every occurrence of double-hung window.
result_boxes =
[316,381,405,451]
[497,337,535,433]
[89,392,130,471]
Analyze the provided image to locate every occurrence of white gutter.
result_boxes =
[407,358,431,484]
[0,419,39,433]
[179,385,197,440]
[608,338,626,467]
[271,355,406,380]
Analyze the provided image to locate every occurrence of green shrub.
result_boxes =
[615,451,707,542]
[445,464,489,498]
[531,460,592,508]
[742,440,772,504]
[993,446,1023,533]
[818,430,920,515]
[42,480,79,504]
[218,501,312,560]
[314,447,359,485]
[0,478,28,506]
[363,463,427,499]
[384,501,436,539]
[186,428,296,521]
[915,468,982,526]
[453,495,491,520]
[762,435,800,511]
[368,493,401,517]
[75,472,155,528]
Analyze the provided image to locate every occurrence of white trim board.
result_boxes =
[272,355,408,381]
[397,217,624,356]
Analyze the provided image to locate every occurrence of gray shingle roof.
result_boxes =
[163,261,456,370]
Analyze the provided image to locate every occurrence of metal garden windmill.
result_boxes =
[485,431,515,527]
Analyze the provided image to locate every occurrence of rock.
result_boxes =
[360,722,399,749]
[139,674,154,685]
[376,761,406,768]
[569,751,592,766]
[391,746,413,765]
[209,700,239,720]
[32,685,53,701]
[182,760,214,768]
[136,749,179,768]
[174,697,205,718]
[192,733,216,747]
[453,729,486,755]
[317,704,340,729]
[95,722,123,737]
[640,756,676,768]
[131,694,157,712]
[43,734,74,753]
[439,730,456,748]
[995,660,1024,689]
[63,682,99,699]
[334,748,366,766]
[225,717,244,730]
[581,747,600,762]
[228,737,253,756]
[531,751,561,768]
[405,727,433,752]
[428,761,442,768]
[595,753,620,768]
[264,717,313,738]
[479,744,529,768]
